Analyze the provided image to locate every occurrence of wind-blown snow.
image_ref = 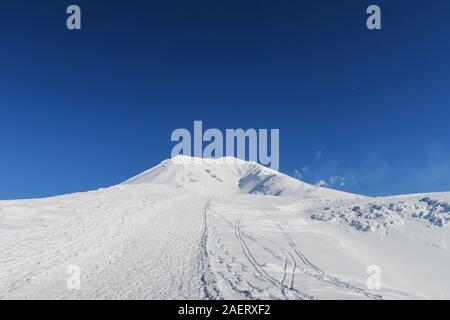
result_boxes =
[1,156,449,299]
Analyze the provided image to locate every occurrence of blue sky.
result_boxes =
[1,0,450,199]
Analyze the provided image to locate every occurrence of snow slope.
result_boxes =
[123,156,357,199]
[0,156,449,299]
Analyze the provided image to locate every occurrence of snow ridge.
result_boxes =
[123,156,358,200]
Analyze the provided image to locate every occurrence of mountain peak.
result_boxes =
[123,156,358,200]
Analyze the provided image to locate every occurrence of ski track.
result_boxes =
[233,213,312,300]
[202,198,386,300]
[279,226,382,300]
[198,198,220,299]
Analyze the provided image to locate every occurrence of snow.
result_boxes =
[1,156,449,299]
[123,156,357,200]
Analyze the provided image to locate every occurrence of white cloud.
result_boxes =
[314,150,323,161]
[293,169,302,180]
[314,176,347,188]
[330,176,346,187]
[316,180,327,187]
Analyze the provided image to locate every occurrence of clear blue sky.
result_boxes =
[1,0,450,199]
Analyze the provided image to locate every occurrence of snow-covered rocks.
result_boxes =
[311,195,450,232]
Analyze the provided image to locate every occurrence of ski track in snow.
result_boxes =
[198,198,220,299]
[202,198,384,300]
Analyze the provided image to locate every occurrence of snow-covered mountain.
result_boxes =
[0,156,449,300]
[123,155,357,199]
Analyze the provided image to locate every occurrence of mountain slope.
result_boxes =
[0,184,211,299]
[123,156,358,200]
[0,156,449,299]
